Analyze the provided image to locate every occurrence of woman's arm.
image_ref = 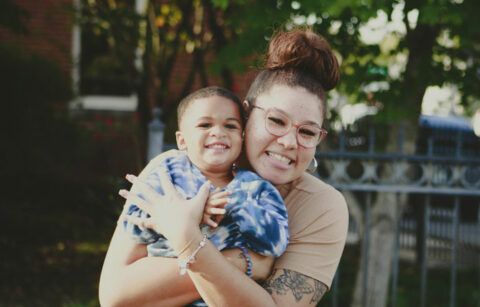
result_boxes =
[98,224,199,307]
[181,228,327,307]
[99,222,275,306]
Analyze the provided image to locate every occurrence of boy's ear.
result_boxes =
[175,131,187,150]
[242,100,250,112]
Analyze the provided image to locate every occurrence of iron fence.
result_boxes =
[315,127,480,307]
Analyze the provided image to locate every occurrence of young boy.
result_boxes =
[122,87,289,280]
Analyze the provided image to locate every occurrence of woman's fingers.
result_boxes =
[118,189,152,215]
[158,170,179,197]
[193,180,211,204]
[125,174,157,203]
[122,214,154,229]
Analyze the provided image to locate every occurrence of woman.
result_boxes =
[99,28,348,306]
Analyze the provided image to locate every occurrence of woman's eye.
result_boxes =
[299,127,317,137]
[268,116,286,126]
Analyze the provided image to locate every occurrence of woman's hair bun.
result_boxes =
[266,28,340,91]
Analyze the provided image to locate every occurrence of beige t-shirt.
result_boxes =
[274,173,349,289]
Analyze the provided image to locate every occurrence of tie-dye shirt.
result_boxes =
[123,150,289,259]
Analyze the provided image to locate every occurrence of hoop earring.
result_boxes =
[307,157,318,173]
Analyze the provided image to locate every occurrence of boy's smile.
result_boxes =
[175,96,243,175]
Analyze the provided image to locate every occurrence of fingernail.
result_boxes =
[119,189,128,197]
[125,174,135,181]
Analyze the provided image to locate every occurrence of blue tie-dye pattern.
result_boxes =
[123,152,289,307]
[123,151,289,258]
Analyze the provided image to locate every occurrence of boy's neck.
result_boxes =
[201,169,234,188]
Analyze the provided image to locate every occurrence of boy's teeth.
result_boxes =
[268,152,291,164]
[208,144,227,149]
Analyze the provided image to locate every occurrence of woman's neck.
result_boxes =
[201,169,234,188]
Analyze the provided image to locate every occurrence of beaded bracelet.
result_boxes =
[178,235,208,275]
[238,246,253,277]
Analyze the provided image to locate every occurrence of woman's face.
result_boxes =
[244,84,324,185]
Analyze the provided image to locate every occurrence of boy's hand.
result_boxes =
[203,188,230,228]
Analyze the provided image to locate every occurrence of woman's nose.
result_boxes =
[276,129,297,149]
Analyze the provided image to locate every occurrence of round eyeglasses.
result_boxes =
[252,105,327,148]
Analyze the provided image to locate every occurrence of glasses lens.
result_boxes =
[297,125,322,147]
[265,109,290,136]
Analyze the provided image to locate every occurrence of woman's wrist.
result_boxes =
[175,227,205,259]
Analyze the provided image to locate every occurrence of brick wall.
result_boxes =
[0,0,73,75]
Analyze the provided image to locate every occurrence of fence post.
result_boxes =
[147,107,165,161]
[420,196,431,307]
[450,197,459,307]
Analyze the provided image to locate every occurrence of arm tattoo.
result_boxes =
[262,269,328,304]
[310,279,328,304]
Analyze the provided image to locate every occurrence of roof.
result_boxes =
[419,115,473,132]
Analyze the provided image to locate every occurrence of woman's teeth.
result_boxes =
[267,152,292,164]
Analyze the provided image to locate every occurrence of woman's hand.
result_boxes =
[203,188,230,228]
[119,171,210,252]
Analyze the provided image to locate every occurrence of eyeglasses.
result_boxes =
[252,105,327,148]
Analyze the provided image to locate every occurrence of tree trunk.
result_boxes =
[351,122,416,307]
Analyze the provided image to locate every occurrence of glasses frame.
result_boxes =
[252,105,328,148]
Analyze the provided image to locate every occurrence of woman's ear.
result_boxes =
[175,131,187,150]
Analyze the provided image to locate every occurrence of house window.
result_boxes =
[72,0,143,111]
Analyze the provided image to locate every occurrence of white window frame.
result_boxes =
[70,0,147,112]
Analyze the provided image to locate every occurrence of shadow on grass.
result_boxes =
[0,177,124,307]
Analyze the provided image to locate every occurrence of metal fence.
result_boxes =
[315,126,480,307]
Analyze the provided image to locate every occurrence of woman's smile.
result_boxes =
[265,151,294,168]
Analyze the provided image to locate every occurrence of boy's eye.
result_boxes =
[225,123,240,129]
[197,123,211,128]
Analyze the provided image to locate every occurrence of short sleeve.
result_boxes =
[273,186,348,289]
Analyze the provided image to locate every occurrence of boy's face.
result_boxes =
[176,96,243,173]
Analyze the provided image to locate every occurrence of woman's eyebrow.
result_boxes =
[272,108,321,127]
[302,120,322,127]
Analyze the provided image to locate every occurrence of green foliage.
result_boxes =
[212,0,229,10]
